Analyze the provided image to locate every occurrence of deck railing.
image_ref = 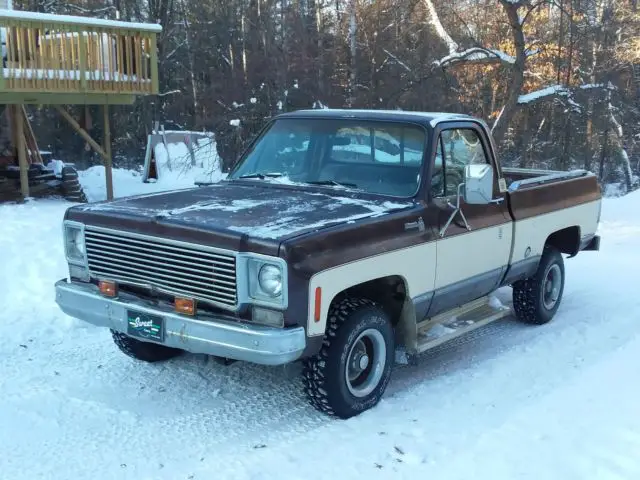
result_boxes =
[0,9,160,97]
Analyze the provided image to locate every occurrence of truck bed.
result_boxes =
[502,167,600,223]
[502,167,593,192]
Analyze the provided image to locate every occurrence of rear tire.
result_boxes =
[302,297,394,419]
[512,246,565,325]
[111,330,183,363]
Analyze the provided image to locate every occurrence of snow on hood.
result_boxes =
[72,182,415,240]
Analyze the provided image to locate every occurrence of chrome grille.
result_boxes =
[84,227,237,308]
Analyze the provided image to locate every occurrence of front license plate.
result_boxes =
[127,310,164,342]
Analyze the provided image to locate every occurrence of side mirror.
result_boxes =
[463,164,495,204]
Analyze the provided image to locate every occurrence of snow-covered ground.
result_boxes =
[1,172,640,480]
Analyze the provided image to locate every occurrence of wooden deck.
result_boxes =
[0,9,160,104]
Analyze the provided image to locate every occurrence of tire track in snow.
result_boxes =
[4,195,640,479]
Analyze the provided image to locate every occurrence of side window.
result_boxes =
[432,128,489,197]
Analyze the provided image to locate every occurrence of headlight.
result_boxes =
[245,256,287,307]
[258,264,283,297]
[64,222,86,265]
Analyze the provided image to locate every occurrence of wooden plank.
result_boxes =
[51,25,61,90]
[7,103,17,158]
[54,105,107,159]
[116,32,124,84]
[5,26,13,90]
[0,92,137,105]
[0,50,4,91]
[14,105,30,199]
[149,33,159,94]
[27,24,36,90]
[16,27,25,90]
[38,27,45,91]
[78,28,88,91]
[126,34,133,92]
[21,105,43,165]
[135,34,142,93]
[103,104,113,200]
[0,11,162,34]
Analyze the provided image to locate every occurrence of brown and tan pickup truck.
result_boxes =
[55,109,601,418]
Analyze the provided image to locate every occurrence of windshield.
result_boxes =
[227,118,428,198]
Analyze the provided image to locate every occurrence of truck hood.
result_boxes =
[67,181,414,252]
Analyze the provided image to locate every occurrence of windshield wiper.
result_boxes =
[305,180,359,189]
[238,172,285,179]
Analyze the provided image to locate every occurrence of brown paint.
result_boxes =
[507,173,601,221]
[63,110,602,359]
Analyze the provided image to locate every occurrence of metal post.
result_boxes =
[103,104,113,200]
[14,105,30,200]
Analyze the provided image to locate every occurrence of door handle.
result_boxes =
[405,217,425,233]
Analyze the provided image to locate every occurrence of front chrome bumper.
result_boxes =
[54,279,306,366]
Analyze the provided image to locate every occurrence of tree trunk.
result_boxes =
[182,0,198,123]
[599,128,608,182]
[491,1,527,143]
[316,0,324,97]
[241,2,248,84]
[347,0,357,106]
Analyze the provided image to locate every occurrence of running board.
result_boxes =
[415,295,513,354]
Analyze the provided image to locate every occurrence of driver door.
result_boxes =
[428,123,512,317]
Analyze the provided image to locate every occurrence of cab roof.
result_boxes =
[274,108,479,127]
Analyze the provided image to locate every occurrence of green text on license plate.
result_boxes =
[127,310,164,342]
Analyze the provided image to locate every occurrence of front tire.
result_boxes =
[512,246,565,325]
[111,330,183,362]
[302,297,394,419]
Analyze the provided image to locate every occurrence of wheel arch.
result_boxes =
[308,272,419,338]
[333,275,409,323]
[545,225,581,257]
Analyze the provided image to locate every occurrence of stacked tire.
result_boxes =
[60,165,88,203]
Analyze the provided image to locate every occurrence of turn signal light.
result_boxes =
[314,287,322,322]
[175,297,196,316]
[98,280,117,297]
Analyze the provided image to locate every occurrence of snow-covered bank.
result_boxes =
[78,165,215,202]
[1,182,639,479]
[77,132,225,202]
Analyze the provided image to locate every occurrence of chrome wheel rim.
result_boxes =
[345,328,386,398]
[543,264,562,310]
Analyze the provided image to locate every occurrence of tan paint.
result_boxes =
[306,199,600,338]
[509,199,600,263]
[435,224,513,289]
[306,223,510,337]
[307,241,437,337]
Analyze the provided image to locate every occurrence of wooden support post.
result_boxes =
[54,106,108,159]
[103,105,113,200]
[14,105,30,200]
[54,105,114,201]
